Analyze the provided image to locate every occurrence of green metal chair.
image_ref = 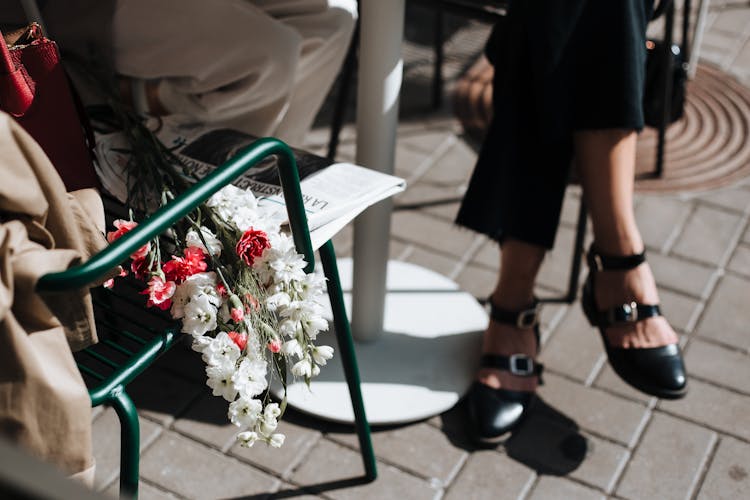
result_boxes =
[36,138,377,499]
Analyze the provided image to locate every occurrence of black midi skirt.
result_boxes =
[455,0,653,249]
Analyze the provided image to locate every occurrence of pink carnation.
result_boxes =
[267,339,282,353]
[141,275,176,310]
[230,307,245,323]
[107,219,150,260]
[227,331,248,351]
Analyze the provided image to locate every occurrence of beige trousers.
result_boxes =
[43,0,357,146]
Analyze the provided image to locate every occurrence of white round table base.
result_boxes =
[276,259,487,425]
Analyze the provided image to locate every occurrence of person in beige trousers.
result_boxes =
[39,0,357,146]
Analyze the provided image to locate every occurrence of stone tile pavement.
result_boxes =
[90,3,750,499]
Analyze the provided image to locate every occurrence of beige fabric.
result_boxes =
[0,112,103,480]
[42,0,357,147]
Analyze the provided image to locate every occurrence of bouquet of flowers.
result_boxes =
[100,110,332,449]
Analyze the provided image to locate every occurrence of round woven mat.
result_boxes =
[635,64,750,193]
[454,61,750,194]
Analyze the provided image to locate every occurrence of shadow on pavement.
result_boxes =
[439,396,588,476]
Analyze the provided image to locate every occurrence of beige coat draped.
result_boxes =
[0,111,109,482]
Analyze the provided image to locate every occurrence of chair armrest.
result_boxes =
[37,137,314,292]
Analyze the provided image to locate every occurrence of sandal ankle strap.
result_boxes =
[489,299,540,329]
[587,244,646,272]
[481,354,544,381]
[595,301,662,327]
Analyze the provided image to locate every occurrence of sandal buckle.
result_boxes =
[609,301,639,324]
[509,354,534,376]
[516,307,539,329]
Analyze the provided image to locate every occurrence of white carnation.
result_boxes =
[186,226,223,256]
[202,332,241,367]
[268,433,285,448]
[228,396,263,427]
[312,345,334,366]
[206,363,238,402]
[231,356,268,399]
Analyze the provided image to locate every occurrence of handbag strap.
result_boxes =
[0,26,36,117]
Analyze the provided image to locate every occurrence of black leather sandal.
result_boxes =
[466,300,543,445]
[582,245,687,399]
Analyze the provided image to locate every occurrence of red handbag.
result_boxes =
[0,23,99,192]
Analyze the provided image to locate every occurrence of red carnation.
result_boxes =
[235,228,270,266]
[131,257,153,280]
[163,248,208,283]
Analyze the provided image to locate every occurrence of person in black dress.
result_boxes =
[456,0,687,444]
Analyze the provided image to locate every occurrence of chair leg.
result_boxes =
[111,390,140,499]
[432,6,445,109]
[564,198,588,304]
[318,240,377,481]
[327,20,360,161]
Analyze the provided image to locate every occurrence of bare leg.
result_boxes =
[478,239,545,391]
[574,129,677,348]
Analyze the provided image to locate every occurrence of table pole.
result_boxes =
[352,0,405,342]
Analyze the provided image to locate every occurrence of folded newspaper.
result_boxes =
[93,118,406,250]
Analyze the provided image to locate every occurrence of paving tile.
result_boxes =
[454,262,500,300]
[671,205,743,266]
[140,431,278,498]
[394,182,463,221]
[657,287,704,334]
[394,145,433,181]
[128,366,203,425]
[593,363,656,405]
[744,224,750,244]
[699,30,743,69]
[616,413,716,500]
[559,188,584,228]
[404,245,461,278]
[697,436,750,500]
[695,273,750,351]
[659,379,750,441]
[727,243,750,278]
[419,140,478,187]
[272,483,324,499]
[290,439,440,500]
[539,306,604,383]
[92,408,163,491]
[648,251,717,298]
[469,238,500,271]
[172,392,243,451]
[535,373,650,447]
[635,195,692,251]
[444,450,535,500]
[684,339,750,395]
[711,9,750,35]
[230,418,321,478]
[697,186,750,214]
[528,476,605,500]
[391,210,479,258]
[329,422,466,486]
[505,414,628,493]
[103,480,179,499]
[399,130,459,156]
[536,225,578,295]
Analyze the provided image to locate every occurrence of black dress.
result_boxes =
[456,0,653,249]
